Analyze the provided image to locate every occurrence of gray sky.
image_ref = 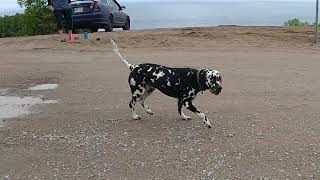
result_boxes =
[1,0,23,9]
[0,0,315,16]
[0,0,24,15]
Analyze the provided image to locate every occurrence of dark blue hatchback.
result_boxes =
[71,0,130,32]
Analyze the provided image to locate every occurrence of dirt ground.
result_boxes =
[0,26,320,179]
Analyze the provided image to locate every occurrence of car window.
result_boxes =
[106,0,114,9]
[106,0,111,6]
[110,0,119,10]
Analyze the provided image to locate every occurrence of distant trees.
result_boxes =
[0,13,26,37]
[0,0,56,38]
[284,18,319,27]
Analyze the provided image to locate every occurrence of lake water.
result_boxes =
[122,0,316,30]
[0,0,317,30]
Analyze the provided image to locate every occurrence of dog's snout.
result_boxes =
[215,85,222,95]
[216,83,222,91]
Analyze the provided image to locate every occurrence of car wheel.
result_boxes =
[123,17,130,31]
[105,15,114,32]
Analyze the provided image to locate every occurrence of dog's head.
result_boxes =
[205,69,223,95]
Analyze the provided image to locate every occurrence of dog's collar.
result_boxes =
[197,69,204,91]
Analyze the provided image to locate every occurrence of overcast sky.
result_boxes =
[0,0,316,16]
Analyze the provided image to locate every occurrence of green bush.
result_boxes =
[284,18,319,27]
[0,0,56,38]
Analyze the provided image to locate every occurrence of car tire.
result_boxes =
[123,17,130,31]
[105,15,114,32]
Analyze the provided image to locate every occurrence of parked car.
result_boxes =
[71,0,130,32]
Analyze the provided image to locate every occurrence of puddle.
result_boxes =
[28,84,58,91]
[0,96,57,124]
[0,85,59,126]
[43,100,58,104]
[0,89,9,95]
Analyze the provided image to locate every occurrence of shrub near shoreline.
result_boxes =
[284,18,320,27]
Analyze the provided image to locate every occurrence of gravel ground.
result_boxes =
[0,26,319,179]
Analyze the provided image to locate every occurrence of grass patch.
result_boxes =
[284,18,319,27]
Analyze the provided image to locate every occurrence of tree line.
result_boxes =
[0,0,56,38]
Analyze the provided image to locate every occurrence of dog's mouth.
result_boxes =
[210,86,222,95]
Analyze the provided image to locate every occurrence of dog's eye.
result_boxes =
[210,77,216,82]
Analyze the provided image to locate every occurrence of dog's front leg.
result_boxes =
[184,99,212,128]
[178,98,192,120]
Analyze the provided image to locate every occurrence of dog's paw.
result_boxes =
[132,115,141,120]
[146,109,154,115]
[204,121,212,128]
[182,116,192,120]
[203,117,212,128]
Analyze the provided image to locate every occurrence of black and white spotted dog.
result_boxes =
[111,40,222,128]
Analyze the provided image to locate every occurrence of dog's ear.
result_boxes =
[217,75,222,83]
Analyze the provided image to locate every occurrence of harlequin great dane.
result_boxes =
[111,40,222,128]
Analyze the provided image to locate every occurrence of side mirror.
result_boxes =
[120,6,125,10]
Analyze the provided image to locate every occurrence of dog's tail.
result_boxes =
[111,39,134,71]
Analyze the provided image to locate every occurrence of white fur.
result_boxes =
[181,111,191,120]
[132,111,140,120]
[130,78,136,86]
[152,71,165,80]
[197,112,211,127]
[111,39,132,70]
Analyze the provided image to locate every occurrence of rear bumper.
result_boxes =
[72,13,108,28]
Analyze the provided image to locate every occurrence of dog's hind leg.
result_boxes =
[141,86,155,115]
[129,85,146,120]
[178,98,192,120]
[129,97,141,120]
[183,98,212,128]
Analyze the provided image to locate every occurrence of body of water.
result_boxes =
[122,0,316,30]
[0,0,316,30]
